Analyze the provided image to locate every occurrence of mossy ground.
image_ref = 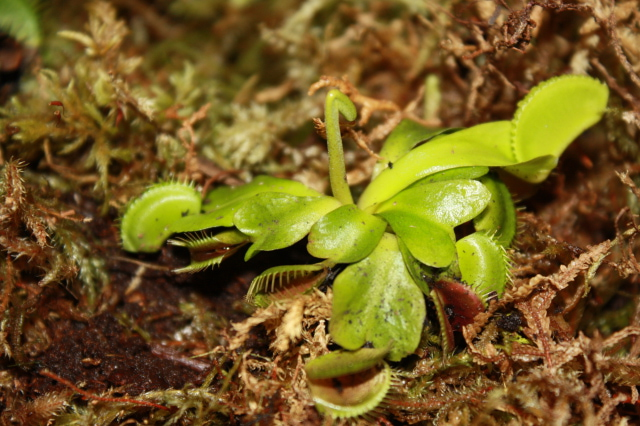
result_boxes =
[1,1,640,424]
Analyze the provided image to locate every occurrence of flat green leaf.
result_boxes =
[308,204,386,263]
[203,175,323,213]
[375,180,491,227]
[188,176,328,230]
[372,119,454,178]
[405,166,489,186]
[170,203,240,230]
[375,180,490,267]
[376,209,455,268]
[331,233,425,361]
[359,121,513,210]
[234,193,341,260]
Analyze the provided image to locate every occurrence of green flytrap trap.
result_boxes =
[120,75,609,419]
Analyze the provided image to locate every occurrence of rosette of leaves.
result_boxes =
[120,75,608,419]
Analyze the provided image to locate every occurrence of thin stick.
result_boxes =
[39,369,171,411]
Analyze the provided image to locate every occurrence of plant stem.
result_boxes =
[324,89,357,205]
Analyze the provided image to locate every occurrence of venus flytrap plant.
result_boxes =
[120,75,609,420]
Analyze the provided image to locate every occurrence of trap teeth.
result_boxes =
[305,348,392,420]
